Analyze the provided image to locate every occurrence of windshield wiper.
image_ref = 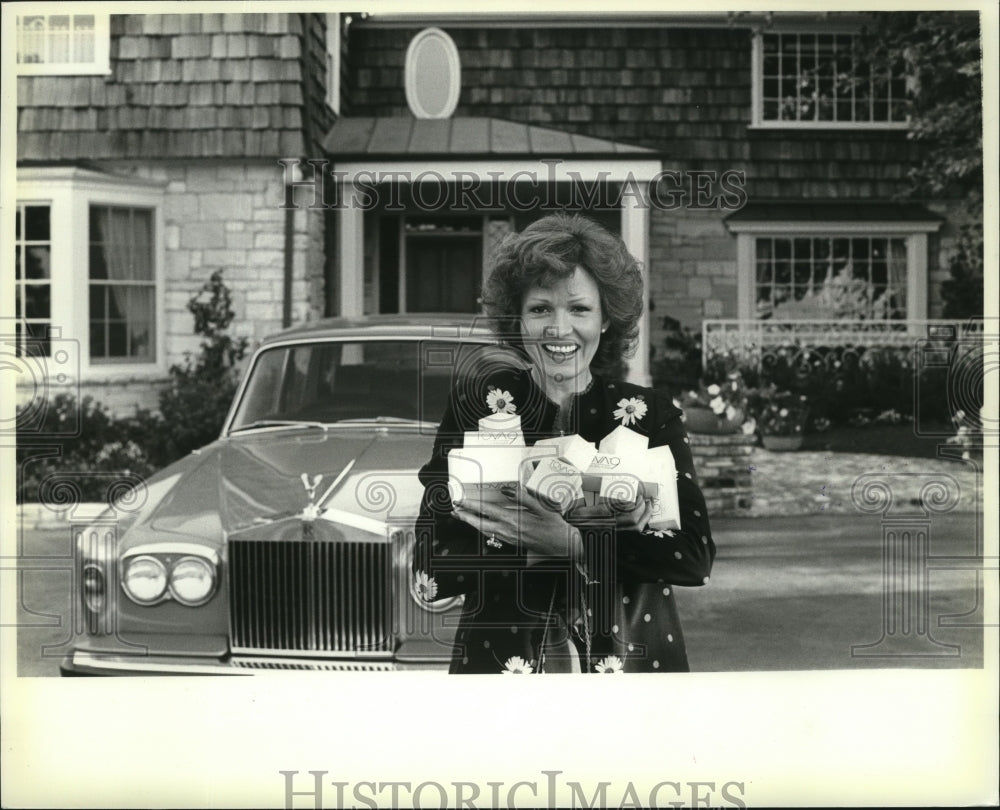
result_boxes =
[229,419,331,433]
[334,416,438,428]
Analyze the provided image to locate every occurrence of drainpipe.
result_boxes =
[283,203,294,328]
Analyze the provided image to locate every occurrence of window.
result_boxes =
[726,214,943,322]
[15,167,165,378]
[14,204,53,357]
[89,206,156,362]
[404,28,461,119]
[753,236,908,320]
[752,31,907,128]
[16,12,110,75]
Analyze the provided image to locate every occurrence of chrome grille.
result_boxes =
[232,658,397,672]
[229,539,393,654]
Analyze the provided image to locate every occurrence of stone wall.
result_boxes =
[688,432,755,515]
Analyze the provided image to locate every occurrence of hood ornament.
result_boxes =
[299,459,356,525]
[300,473,324,521]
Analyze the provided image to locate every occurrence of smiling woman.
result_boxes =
[412,213,716,674]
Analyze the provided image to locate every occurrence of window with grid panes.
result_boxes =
[14,204,54,357]
[15,13,110,75]
[88,206,156,362]
[756,32,907,126]
[754,236,908,320]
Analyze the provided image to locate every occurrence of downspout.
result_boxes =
[283,205,294,329]
[282,13,321,329]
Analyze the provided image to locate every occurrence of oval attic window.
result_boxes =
[405,28,461,119]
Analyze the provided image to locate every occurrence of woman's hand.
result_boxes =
[566,493,654,532]
[451,484,582,559]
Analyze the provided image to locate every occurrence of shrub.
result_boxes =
[16,394,158,503]
[702,343,958,428]
[154,271,249,461]
[651,316,702,397]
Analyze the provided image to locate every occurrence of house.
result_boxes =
[12,9,978,414]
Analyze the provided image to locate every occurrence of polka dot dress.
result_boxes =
[413,368,715,673]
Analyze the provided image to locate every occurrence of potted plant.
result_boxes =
[750,386,809,450]
[676,372,752,435]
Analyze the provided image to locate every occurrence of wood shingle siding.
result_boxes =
[17,13,332,161]
[346,24,921,198]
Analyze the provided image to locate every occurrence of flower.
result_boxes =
[486,387,516,414]
[747,385,809,437]
[613,396,648,426]
[502,656,533,674]
[679,370,751,430]
[594,655,624,673]
[413,570,438,601]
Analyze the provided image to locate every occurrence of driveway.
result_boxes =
[14,511,984,676]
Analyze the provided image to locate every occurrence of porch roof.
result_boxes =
[322,116,654,160]
[724,200,945,226]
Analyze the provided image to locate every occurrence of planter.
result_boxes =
[684,406,744,435]
[761,434,804,452]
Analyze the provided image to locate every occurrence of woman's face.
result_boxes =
[519,266,608,390]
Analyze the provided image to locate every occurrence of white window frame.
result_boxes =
[727,220,944,322]
[404,27,461,119]
[15,167,167,380]
[325,13,341,115]
[750,28,909,130]
[15,11,111,76]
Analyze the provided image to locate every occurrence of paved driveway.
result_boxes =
[14,511,984,676]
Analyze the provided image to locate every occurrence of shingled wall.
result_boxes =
[17,13,334,160]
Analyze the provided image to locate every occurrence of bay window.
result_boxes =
[14,168,165,379]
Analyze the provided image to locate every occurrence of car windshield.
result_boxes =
[228,339,485,432]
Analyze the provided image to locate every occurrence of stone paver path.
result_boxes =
[740,447,982,517]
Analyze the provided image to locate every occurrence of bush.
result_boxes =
[16,394,159,503]
[703,343,960,428]
[154,271,249,461]
[651,316,702,397]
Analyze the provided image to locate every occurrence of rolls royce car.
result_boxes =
[62,315,506,675]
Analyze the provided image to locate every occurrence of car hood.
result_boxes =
[138,426,435,544]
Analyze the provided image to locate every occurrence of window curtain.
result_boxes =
[888,238,908,319]
[92,207,153,357]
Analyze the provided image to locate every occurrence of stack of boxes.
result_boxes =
[448,414,681,530]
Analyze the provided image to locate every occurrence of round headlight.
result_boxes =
[170,556,216,606]
[82,563,106,612]
[122,555,167,604]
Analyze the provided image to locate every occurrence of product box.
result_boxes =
[645,444,680,530]
[523,434,596,511]
[448,414,527,503]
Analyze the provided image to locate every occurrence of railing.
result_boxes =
[702,319,985,368]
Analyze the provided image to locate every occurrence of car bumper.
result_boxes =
[60,651,450,676]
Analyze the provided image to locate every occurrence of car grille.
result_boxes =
[229,539,393,654]
[231,658,397,672]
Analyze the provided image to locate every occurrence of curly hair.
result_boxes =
[481,213,644,375]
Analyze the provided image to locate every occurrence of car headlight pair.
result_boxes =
[121,552,217,607]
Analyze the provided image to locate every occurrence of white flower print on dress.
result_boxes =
[613,396,647,426]
[486,386,517,414]
[413,570,438,601]
[502,656,533,674]
[594,655,624,673]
